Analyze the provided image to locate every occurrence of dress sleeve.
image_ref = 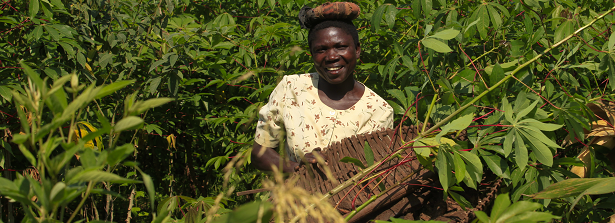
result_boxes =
[381,105,394,129]
[373,97,395,130]
[254,77,287,148]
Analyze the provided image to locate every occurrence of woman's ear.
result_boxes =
[355,43,361,58]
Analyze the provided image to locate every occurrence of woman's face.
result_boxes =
[310,27,360,85]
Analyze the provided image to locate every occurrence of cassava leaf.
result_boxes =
[421,38,453,53]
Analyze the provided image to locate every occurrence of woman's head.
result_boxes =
[308,20,359,49]
[309,24,360,85]
[299,2,362,85]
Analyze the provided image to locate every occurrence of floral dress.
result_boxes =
[254,73,394,161]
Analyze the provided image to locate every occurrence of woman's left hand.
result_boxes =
[303,148,328,164]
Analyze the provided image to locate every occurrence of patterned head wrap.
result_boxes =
[298,2,361,29]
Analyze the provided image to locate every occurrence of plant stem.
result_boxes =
[67,181,94,223]
[291,6,615,221]
[126,186,136,223]
[421,93,438,134]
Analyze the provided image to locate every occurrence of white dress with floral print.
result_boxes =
[255,73,394,161]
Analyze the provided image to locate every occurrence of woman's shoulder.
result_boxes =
[283,73,317,81]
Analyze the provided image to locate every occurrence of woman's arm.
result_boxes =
[251,142,299,173]
[251,142,329,173]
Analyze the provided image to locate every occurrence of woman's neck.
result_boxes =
[318,76,357,100]
[317,76,365,110]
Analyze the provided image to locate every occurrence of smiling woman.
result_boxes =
[250,2,394,173]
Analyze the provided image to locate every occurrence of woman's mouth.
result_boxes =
[327,67,342,71]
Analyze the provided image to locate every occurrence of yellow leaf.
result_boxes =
[70,121,103,151]
[167,134,176,149]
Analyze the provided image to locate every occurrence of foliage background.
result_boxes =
[1,0,615,222]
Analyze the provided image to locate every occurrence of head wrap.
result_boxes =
[298,2,361,29]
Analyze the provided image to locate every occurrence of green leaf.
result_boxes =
[453,151,466,183]
[29,0,39,18]
[139,170,156,213]
[488,2,510,17]
[490,63,504,88]
[0,86,11,101]
[213,201,273,223]
[490,193,511,221]
[479,149,509,178]
[518,119,562,131]
[44,25,61,41]
[99,53,114,69]
[69,170,141,184]
[168,72,179,96]
[149,77,162,94]
[107,144,135,166]
[363,141,374,166]
[412,0,421,18]
[487,6,502,28]
[95,80,135,99]
[384,5,398,29]
[12,133,29,144]
[609,55,615,91]
[474,211,490,223]
[497,201,543,222]
[131,98,173,115]
[581,177,615,195]
[465,18,480,34]
[340,157,366,169]
[19,61,44,91]
[503,130,514,157]
[503,98,514,124]
[457,150,482,173]
[514,130,528,169]
[515,100,538,122]
[114,116,144,132]
[149,59,166,73]
[49,0,64,8]
[430,29,460,40]
[371,4,388,33]
[59,86,101,124]
[519,125,561,148]
[609,31,615,52]
[422,0,432,16]
[421,38,453,53]
[31,26,44,41]
[505,212,559,222]
[19,144,37,167]
[436,113,473,142]
[387,89,407,108]
[49,182,66,203]
[435,149,450,191]
[554,20,573,43]
[476,6,489,39]
[450,191,472,210]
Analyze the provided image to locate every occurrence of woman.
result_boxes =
[251,2,394,173]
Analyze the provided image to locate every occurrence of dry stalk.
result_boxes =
[265,167,344,223]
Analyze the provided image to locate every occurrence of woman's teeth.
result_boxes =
[327,67,341,71]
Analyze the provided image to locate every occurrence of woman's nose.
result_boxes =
[326,50,340,61]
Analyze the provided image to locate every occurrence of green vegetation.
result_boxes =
[1,0,615,222]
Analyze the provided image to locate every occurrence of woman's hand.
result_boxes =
[283,160,300,173]
[302,148,328,164]
[252,142,300,173]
